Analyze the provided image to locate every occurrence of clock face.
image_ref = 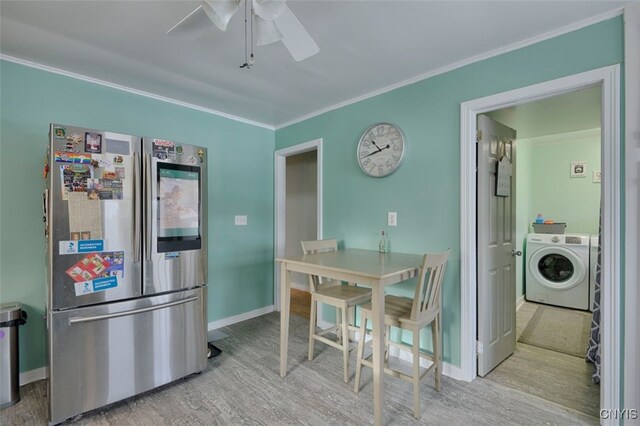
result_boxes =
[357,123,406,177]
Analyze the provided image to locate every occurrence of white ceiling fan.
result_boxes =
[167,0,319,63]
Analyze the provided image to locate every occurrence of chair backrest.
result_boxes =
[411,249,452,322]
[300,239,338,292]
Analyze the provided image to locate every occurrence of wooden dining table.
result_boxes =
[277,248,424,426]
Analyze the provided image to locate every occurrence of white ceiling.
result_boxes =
[0,1,628,128]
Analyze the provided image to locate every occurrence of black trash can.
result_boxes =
[0,303,27,409]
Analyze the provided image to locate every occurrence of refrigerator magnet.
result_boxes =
[59,239,105,254]
[152,140,176,160]
[74,276,119,297]
[66,133,84,145]
[84,132,102,154]
[55,152,91,164]
[53,126,66,139]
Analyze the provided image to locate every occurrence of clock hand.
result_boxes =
[369,140,382,151]
[362,145,391,158]
[363,150,381,158]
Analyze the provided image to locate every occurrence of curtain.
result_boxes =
[586,207,601,384]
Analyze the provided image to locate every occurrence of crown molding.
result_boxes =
[0,5,623,133]
[0,54,274,131]
[275,7,623,130]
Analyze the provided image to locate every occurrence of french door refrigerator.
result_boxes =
[44,124,208,424]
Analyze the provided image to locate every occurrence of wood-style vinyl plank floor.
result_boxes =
[483,302,600,420]
[2,311,598,425]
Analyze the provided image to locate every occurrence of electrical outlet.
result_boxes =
[235,215,247,226]
[388,212,397,227]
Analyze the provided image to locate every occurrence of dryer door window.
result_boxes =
[528,246,587,290]
[538,254,574,283]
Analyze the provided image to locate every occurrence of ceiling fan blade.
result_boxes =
[255,16,282,46]
[252,0,286,21]
[274,6,319,62]
[203,0,240,32]
[166,6,212,41]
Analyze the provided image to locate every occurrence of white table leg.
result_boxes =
[371,283,384,426]
[280,262,291,377]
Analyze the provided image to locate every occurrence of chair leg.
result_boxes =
[348,305,356,340]
[308,298,317,361]
[354,313,367,393]
[341,305,350,382]
[434,314,442,392]
[384,325,391,366]
[412,326,421,419]
[335,305,342,342]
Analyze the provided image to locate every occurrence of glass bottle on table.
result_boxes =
[379,230,389,253]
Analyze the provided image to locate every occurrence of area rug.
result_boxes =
[518,305,592,358]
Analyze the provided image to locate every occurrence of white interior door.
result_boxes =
[477,114,518,377]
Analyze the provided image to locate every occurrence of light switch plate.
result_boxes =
[235,215,247,226]
[388,212,397,227]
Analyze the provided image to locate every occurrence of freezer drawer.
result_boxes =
[48,287,207,425]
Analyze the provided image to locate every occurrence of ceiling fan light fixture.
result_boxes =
[169,0,318,63]
[202,0,240,31]
[255,17,282,46]
[252,0,286,21]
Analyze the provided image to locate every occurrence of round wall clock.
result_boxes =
[356,123,406,177]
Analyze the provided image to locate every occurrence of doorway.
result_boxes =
[477,86,602,416]
[459,65,621,414]
[274,139,323,315]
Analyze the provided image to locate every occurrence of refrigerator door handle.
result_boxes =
[133,152,141,263]
[68,295,199,325]
[144,153,153,261]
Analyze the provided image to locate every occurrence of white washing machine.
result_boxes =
[590,234,599,311]
[525,233,590,310]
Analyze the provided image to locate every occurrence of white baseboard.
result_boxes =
[20,366,48,385]
[317,320,334,330]
[208,305,275,331]
[320,321,464,381]
[389,347,464,381]
[516,294,526,311]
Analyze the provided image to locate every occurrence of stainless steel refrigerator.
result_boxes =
[44,124,208,424]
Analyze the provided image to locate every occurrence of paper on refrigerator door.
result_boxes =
[67,192,102,239]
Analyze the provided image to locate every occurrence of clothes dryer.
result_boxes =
[525,233,590,310]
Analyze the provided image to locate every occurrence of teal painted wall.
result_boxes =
[0,60,275,373]
[275,17,624,368]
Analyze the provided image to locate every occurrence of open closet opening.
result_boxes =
[477,85,603,418]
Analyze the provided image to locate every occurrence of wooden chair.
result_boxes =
[353,249,451,419]
[301,239,372,382]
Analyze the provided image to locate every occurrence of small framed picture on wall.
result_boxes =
[571,161,587,178]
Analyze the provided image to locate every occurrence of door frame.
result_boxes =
[274,138,323,311]
[460,65,620,414]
